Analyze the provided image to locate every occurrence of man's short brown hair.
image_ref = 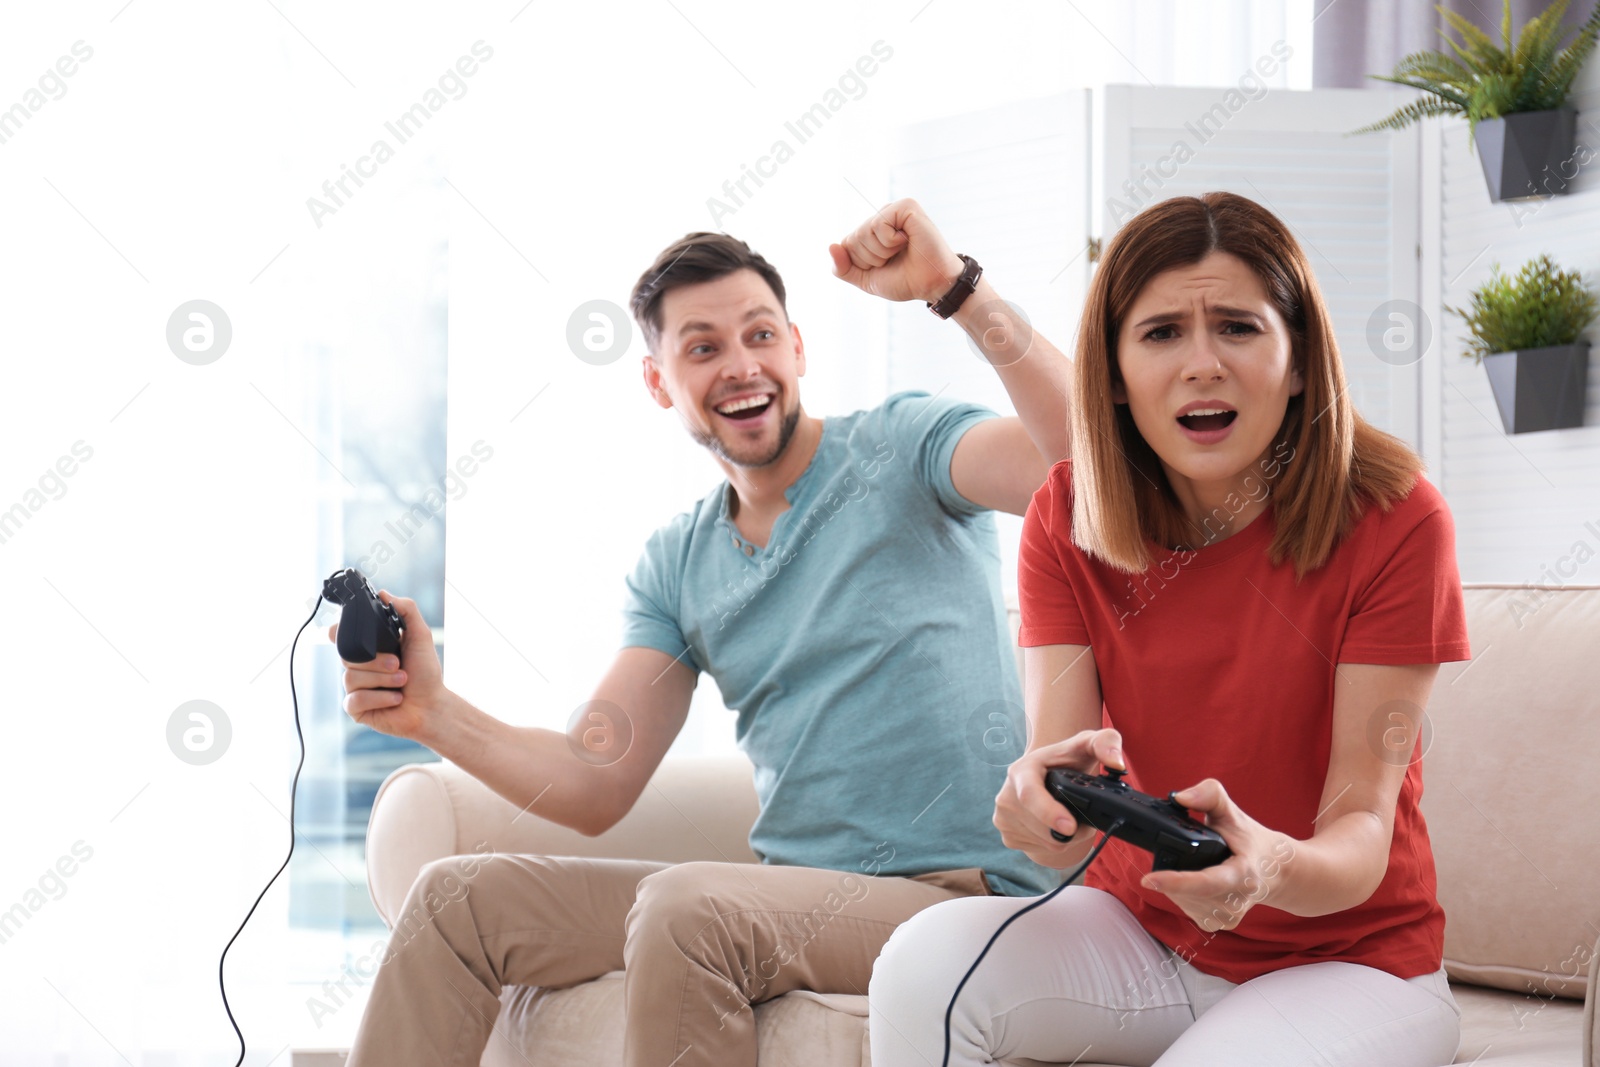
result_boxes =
[630,232,788,353]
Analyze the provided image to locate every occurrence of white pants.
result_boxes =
[868,886,1462,1067]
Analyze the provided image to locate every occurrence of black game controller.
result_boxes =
[1045,767,1231,872]
[322,568,404,665]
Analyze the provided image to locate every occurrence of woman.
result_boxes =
[868,192,1470,1067]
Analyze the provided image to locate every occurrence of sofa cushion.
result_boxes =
[1451,984,1588,1067]
[1422,586,1600,1000]
[480,976,1586,1067]
[482,974,879,1067]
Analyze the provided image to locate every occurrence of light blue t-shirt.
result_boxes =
[621,390,1055,896]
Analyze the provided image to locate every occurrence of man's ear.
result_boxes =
[790,321,805,378]
[642,355,674,410]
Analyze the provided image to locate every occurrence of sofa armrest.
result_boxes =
[365,753,762,927]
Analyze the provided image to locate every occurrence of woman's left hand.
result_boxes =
[1139,778,1298,932]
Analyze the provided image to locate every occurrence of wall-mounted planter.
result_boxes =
[1481,341,1590,433]
[1475,107,1579,202]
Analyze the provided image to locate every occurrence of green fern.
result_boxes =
[1446,253,1598,362]
[1348,0,1600,143]
[1350,95,1466,135]
[1440,6,1509,71]
[1542,12,1600,92]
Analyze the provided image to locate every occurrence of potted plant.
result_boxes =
[1448,253,1596,433]
[1349,0,1600,202]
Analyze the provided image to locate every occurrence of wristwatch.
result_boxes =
[927,253,982,319]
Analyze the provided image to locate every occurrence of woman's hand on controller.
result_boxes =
[1138,778,1295,932]
[993,728,1126,869]
[329,590,445,741]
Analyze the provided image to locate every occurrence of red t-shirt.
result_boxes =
[1017,459,1471,984]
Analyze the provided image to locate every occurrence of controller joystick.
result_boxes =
[323,568,404,666]
[1044,767,1231,871]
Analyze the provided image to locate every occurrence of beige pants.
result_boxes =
[345,852,992,1067]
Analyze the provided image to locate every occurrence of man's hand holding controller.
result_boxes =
[322,578,693,838]
[329,591,451,744]
[992,727,1127,869]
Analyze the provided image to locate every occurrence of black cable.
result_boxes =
[218,596,320,1066]
[941,819,1124,1067]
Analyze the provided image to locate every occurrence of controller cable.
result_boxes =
[940,818,1124,1067]
[217,596,321,1066]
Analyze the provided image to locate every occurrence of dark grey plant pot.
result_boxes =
[1474,107,1579,202]
[1481,341,1590,434]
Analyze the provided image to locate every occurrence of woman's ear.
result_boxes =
[1111,378,1127,404]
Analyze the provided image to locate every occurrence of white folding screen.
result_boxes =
[885,92,1094,417]
[884,91,1094,600]
[1099,84,1424,448]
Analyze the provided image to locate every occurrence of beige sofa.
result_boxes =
[365,584,1600,1066]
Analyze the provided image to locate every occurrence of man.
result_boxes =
[338,199,1076,1066]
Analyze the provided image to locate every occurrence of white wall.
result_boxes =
[1422,54,1600,584]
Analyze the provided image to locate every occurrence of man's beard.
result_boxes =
[690,399,801,469]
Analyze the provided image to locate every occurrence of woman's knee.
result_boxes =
[1156,962,1460,1067]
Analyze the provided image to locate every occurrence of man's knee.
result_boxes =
[625,862,736,945]
[626,861,770,979]
[625,862,763,1016]
[389,855,478,943]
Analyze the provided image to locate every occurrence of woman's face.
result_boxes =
[1112,251,1302,502]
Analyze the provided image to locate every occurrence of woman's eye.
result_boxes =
[1141,321,1257,342]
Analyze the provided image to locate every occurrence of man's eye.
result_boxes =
[689,343,714,356]
[753,329,775,341]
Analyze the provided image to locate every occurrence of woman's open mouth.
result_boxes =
[1175,407,1238,443]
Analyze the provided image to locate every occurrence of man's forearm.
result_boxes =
[950,275,1074,462]
[418,689,621,836]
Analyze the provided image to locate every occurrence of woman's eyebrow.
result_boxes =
[1133,305,1263,329]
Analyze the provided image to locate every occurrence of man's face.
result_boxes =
[643,268,805,468]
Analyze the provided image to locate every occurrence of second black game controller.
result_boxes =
[1045,766,1231,871]
[322,568,404,665]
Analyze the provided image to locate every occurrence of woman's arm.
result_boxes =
[1143,661,1442,927]
[1262,660,1442,915]
[992,643,1124,869]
